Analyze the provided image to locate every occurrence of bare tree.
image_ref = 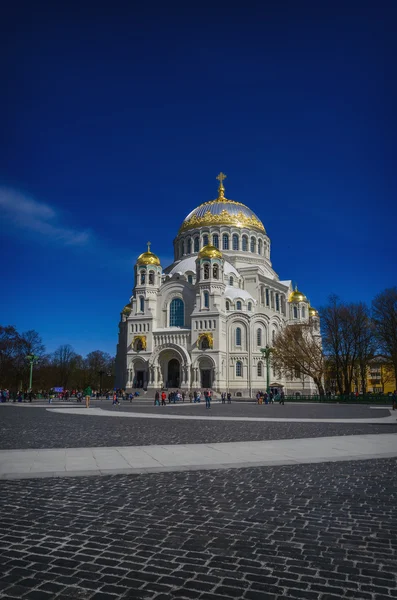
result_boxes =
[372,288,397,385]
[272,323,325,396]
[320,296,374,395]
[20,330,46,357]
[51,344,78,388]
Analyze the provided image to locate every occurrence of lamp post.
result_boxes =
[260,346,273,394]
[98,370,105,396]
[26,354,39,392]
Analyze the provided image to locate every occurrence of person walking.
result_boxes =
[84,385,92,409]
[155,391,160,405]
[161,391,167,405]
[227,392,231,404]
[189,391,193,403]
[221,392,226,404]
[182,391,185,403]
[196,390,201,403]
[280,391,285,405]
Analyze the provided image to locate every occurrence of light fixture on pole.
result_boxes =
[260,346,273,394]
[26,354,39,392]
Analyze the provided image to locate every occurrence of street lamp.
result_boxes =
[26,354,39,392]
[260,346,273,394]
[98,370,105,396]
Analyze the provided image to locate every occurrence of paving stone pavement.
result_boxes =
[1,406,397,450]
[0,458,396,599]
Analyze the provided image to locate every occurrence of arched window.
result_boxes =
[229,276,234,286]
[149,271,155,285]
[242,235,248,251]
[276,293,280,311]
[187,274,193,284]
[236,300,242,310]
[266,288,270,306]
[213,234,219,248]
[236,327,242,346]
[272,329,276,343]
[135,338,144,351]
[236,361,242,376]
[257,362,263,376]
[226,300,230,311]
[248,302,252,311]
[302,306,306,318]
[187,238,192,254]
[181,241,185,255]
[170,298,184,327]
[293,306,298,319]
[250,237,256,253]
[257,328,262,346]
[213,264,219,279]
[204,291,209,308]
[258,239,262,254]
[203,234,209,247]
[203,263,210,279]
[139,296,144,312]
[223,234,229,250]
[140,270,146,285]
[194,237,199,252]
[261,288,265,304]
[232,234,239,250]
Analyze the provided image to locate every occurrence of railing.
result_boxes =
[284,394,393,404]
[153,331,191,348]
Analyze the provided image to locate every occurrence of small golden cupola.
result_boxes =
[288,286,308,303]
[198,244,223,260]
[309,306,318,317]
[136,242,160,266]
[122,304,132,316]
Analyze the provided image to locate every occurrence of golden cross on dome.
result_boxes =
[216,172,227,200]
[147,241,151,252]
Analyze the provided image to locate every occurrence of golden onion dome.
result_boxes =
[136,242,160,266]
[179,173,265,234]
[309,306,318,317]
[289,287,308,303]
[122,304,132,316]
[198,244,223,260]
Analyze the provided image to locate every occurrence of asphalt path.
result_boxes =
[1,404,396,450]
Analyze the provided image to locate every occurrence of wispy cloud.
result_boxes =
[0,187,91,246]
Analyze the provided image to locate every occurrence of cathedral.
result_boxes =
[115,174,320,397]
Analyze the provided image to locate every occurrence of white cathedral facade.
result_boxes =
[116,174,320,397]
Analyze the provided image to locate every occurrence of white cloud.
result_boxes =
[0,187,91,246]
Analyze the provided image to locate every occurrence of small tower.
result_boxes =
[309,306,321,337]
[288,285,310,321]
[134,242,162,315]
[195,244,225,311]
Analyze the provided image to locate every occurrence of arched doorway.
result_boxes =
[198,356,214,389]
[167,358,180,388]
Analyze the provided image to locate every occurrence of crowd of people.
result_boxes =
[256,390,285,405]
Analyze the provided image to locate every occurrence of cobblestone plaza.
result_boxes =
[0,402,396,599]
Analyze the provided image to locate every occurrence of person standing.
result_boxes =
[221,392,226,404]
[392,390,397,411]
[205,390,211,409]
[161,391,166,405]
[280,391,285,405]
[227,392,231,404]
[182,391,185,403]
[84,385,92,409]
[189,391,193,403]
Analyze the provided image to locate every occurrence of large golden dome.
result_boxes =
[136,242,160,266]
[198,244,223,260]
[179,173,265,234]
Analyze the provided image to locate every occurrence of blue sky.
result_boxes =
[1,0,396,357]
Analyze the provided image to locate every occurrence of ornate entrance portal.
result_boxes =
[167,358,180,388]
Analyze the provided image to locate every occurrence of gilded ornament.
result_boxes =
[179,209,265,234]
[197,332,214,349]
[309,307,318,317]
[133,335,147,350]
